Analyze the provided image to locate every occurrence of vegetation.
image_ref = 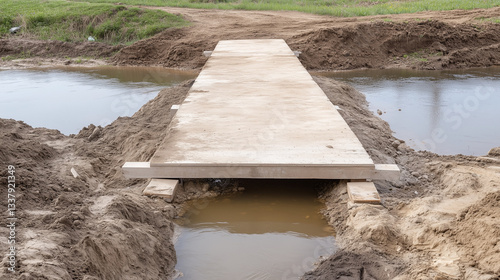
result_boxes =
[1,0,497,44]
[476,16,500,23]
[0,0,188,44]
[68,0,500,17]
[1,51,33,61]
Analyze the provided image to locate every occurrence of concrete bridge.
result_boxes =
[122,39,399,203]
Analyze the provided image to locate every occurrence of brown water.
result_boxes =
[174,180,336,280]
[315,67,500,156]
[2,66,498,154]
[0,66,197,134]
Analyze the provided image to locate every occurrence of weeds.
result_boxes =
[476,17,500,23]
[1,0,497,45]
[1,55,15,61]
[1,50,33,61]
[0,0,188,44]
[403,50,441,62]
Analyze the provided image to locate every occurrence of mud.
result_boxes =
[0,6,499,280]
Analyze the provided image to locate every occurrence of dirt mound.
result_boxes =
[112,20,500,71]
[303,250,403,280]
[108,7,500,71]
[489,147,500,157]
[0,120,57,165]
[453,191,500,275]
[113,27,212,69]
[72,80,193,189]
[0,38,121,59]
[0,81,193,279]
[306,78,500,280]
[2,8,500,71]
[292,20,500,70]
[77,194,177,280]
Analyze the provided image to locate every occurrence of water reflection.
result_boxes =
[55,66,197,85]
[315,67,500,156]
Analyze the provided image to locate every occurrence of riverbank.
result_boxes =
[2,7,500,71]
[0,6,499,280]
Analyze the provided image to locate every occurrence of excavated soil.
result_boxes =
[113,7,500,71]
[1,6,500,280]
[2,7,500,70]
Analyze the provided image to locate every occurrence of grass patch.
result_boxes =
[1,50,33,61]
[67,0,500,17]
[0,0,188,44]
[476,17,500,23]
[402,50,436,62]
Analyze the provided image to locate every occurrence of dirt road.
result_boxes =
[112,6,500,70]
[0,6,499,280]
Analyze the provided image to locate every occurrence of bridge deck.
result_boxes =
[124,39,395,179]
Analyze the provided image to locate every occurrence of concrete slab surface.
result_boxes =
[146,39,377,178]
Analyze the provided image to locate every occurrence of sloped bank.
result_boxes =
[2,16,500,72]
[112,19,500,71]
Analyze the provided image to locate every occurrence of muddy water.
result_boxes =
[0,66,196,134]
[174,180,336,280]
[3,66,498,155]
[315,67,500,156]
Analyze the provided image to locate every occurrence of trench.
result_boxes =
[1,65,499,278]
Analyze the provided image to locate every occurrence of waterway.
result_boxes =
[0,66,196,135]
[316,67,500,156]
[174,180,336,280]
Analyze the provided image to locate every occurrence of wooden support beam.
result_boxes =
[347,181,381,204]
[142,179,179,202]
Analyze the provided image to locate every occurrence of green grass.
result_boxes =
[1,0,498,45]
[0,0,188,44]
[476,16,500,23]
[68,0,500,17]
[1,51,33,61]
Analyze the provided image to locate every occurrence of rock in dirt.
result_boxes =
[488,146,500,157]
